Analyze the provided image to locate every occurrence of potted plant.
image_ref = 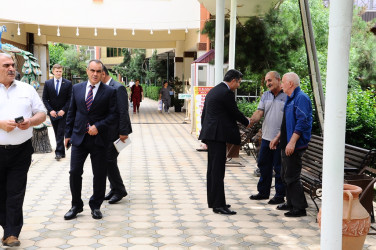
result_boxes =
[172,78,184,112]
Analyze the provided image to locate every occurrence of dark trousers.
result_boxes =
[106,144,127,196]
[51,116,66,156]
[69,134,107,210]
[162,98,171,112]
[257,139,285,198]
[132,98,140,113]
[0,139,33,238]
[206,140,227,208]
[281,149,308,210]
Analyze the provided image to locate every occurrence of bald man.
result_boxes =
[270,72,312,217]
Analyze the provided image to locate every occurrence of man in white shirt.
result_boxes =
[0,53,46,247]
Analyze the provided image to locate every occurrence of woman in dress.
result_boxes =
[130,80,143,114]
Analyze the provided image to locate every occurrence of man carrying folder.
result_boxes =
[102,66,132,204]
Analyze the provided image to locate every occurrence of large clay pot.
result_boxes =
[317,184,370,250]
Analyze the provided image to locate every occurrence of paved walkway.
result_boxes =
[3,98,376,250]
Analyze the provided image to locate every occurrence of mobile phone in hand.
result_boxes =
[15,116,24,124]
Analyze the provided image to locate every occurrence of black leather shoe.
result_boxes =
[226,204,231,208]
[108,194,124,204]
[284,209,307,217]
[276,203,292,211]
[268,196,285,205]
[249,194,268,200]
[104,191,114,200]
[55,155,62,161]
[213,207,237,215]
[91,209,103,219]
[64,206,83,220]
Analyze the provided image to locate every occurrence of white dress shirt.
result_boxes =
[0,80,47,145]
[104,78,112,86]
[85,81,101,100]
[54,77,62,94]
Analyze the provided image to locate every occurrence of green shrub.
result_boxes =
[141,84,160,101]
[237,98,260,117]
[346,87,376,149]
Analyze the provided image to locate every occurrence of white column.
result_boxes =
[320,0,353,249]
[215,0,225,84]
[228,0,237,70]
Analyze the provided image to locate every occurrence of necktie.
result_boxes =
[86,85,95,111]
[86,85,95,132]
[55,79,60,95]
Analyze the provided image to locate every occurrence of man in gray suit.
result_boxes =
[102,66,132,204]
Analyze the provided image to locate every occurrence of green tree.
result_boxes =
[129,49,146,82]
[146,50,158,84]
[48,43,67,69]
[113,48,131,80]
[60,45,89,78]
[349,8,376,89]
[202,0,376,149]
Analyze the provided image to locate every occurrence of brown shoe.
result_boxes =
[2,236,21,247]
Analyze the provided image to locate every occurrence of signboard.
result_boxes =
[194,86,213,137]
[178,93,192,100]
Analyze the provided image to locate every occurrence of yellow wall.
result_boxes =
[1,22,27,46]
[100,47,123,65]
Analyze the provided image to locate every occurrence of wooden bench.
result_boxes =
[301,135,376,222]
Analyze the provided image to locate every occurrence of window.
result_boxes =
[86,46,96,60]
[107,48,123,57]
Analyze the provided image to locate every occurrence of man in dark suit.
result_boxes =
[199,69,251,215]
[64,60,117,220]
[101,66,132,204]
[42,64,72,160]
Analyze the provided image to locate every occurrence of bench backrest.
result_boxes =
[302,135,376,179]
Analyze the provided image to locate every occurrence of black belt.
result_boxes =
[0,144,22,149]
[0,139,30,149]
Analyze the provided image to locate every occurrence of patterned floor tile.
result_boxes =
[2,98,375,250]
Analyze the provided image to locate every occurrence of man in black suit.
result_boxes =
[42,64,72,160]
[101,66,132,204]
[199,69,251,215]
[64,60,117,220]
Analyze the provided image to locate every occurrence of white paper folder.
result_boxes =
[113,138,131,153]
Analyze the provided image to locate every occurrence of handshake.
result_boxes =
[247,117,255,129]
